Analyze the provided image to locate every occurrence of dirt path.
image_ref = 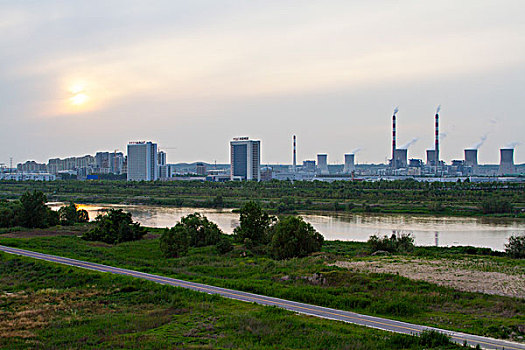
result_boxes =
[333,258,525,298]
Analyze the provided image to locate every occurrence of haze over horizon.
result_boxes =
[2,1,524,165]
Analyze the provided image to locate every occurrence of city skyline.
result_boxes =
[1,1,524,165]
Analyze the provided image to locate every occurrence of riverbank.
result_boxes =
[1,227,523,342]
[1,179,524,218]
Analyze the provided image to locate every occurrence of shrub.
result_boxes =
[160,225,189,258]
[82,209,146,244]
[480,198,513,214]
[418,330,451,347]
[269,216,324,260]
[505,234,525,258]
[234,201,275,245]
[180,213,222,247]
[367,232,414,253]
[216,236,233,254]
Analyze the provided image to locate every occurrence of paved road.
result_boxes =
[1,245,524,350]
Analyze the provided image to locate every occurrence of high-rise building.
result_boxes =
[158,151,166,166]
[230,137,260,181]
[127,141,159,181]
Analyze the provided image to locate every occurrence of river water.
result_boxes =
[48,203,525,251]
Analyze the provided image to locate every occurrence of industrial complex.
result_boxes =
[2,108,523,182]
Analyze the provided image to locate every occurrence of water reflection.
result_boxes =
[47,203,524,251]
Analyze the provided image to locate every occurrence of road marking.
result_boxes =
[1,245,523,350]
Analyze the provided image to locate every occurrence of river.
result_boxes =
[48,203,525,251]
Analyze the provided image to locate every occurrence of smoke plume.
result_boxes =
[393,107,399,115]
[400,137,419,149]
[351,147,362,154]
[505,141,521,149]
[471,134,487,150]
[436,105,441,114]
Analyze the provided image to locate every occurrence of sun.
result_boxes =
[68,83,90,107]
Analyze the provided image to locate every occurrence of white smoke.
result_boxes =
[393,107,399,115]
[400,137,419,149]
[436,105,441,114]
[351,147,362,154]
[471,134,487,150]
[505,141,521,149]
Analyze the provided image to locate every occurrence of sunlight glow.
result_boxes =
[69,92,89,106]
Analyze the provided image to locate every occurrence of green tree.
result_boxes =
[505,235,525,259]
[367,232,415,253]
[58,202,79,225]
[180,213,222,247]
[77,209,89,223]
[82,209,146,244]
[160,225,189,258]
[0,200,22,228]
[234,201,275,245]
[269,216,324,259]
[19,190,55,228]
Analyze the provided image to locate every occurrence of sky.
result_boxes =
[1,1,524,166]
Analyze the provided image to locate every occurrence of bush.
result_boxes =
[417,330,451,347]
[269,216,324,260]
[160,225,189,258]
[180,213,222,247]
[216,236,233,254]
[82,209,146,244]
[505,235,525,258]
[367,232,415,253]
[233,201,275,245]
[480,198,513,214]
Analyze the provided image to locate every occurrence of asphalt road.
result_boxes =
[1,244,524,350]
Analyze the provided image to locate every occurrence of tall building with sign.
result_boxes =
[230,137,260,181]
[127,141,158,181]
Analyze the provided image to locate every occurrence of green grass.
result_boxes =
[0,253,462,349]
[1,232,523,342]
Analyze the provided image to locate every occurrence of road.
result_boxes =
[1,245,524,350]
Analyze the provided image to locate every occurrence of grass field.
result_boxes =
[1,228,523,343]
[1,252,463,349]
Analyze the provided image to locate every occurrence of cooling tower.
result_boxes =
[499,148,515,175]
[393,149,408,169]
[343,154,355,174]
[464,149,478,166]
[426,150,436,166]
[317,154,329,175]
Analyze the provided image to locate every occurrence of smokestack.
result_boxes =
[435,106,440,169]
[499,148,515,175]
[392,107,398,168]
[292,135,297,173]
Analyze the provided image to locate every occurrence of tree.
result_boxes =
[0,200,22,228]
[160,225,189,258]
[19,190,56,228]
[82,209,146,244]
[234,201,275,245]
[216,236,233,254]
[77,209,89,223]
[505,235,525,259]
[180,213,222,247]
[58,202,89,225]
[58,202,78,225]
[269,216,324,260]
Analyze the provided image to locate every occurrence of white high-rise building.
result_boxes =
[127,141,159,181]
[230,137,260,181]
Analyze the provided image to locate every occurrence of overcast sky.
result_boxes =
[1,1,524,165]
